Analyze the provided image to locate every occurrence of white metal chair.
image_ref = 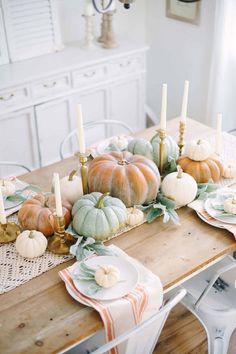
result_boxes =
[69,289,186,354]
[180,255,236,354]
[0,161,31,176]
[59,119,134,160]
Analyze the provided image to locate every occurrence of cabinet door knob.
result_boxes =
[119,61,131,68]
[0,93,14,101]
[84,71,96,78]
[43,81,57,88]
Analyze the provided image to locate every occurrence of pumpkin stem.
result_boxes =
[28,231,35,239]
[68,169,78,181]
[118,159,129,166]
[177,165,183,178]
[95,193,110,209]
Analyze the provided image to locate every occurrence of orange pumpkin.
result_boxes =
[18,193,72,237]
[177,155,223,183]
[88,151,161,207]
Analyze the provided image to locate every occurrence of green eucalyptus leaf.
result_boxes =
[6,194,25,202]
[167,209,181,225]
[146,208,163,223]
[87,282,103,295]
[156,193,176,209]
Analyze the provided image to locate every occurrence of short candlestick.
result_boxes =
[48,215,70,255]
[178,121,186,156]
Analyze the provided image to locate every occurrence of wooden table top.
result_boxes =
[1,117,236,354]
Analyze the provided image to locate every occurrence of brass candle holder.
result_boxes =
[178,121,186,156]
[0,221,21,243]
[79,152,89,195]
[158,129,166,175]
[48,215,70,255]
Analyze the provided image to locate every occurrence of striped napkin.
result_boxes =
[59,245,163,354]
[188,198,236,238]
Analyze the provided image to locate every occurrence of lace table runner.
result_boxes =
[1,132,236,294]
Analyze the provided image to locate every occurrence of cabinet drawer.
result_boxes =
[31,74,71,99]
[0,86,29,111]
[109,56,143,77]
[72,65,106,88]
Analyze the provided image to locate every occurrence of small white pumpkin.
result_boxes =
[15,230,48,258]
[0,179,15,197]
[95,265,120,288]
[127,207,144,226]
[60,170,83,205]
[223,163,236,179]
[109,136,129,150]
[223,197,236,214]
[185,139,212,161]
[161,167,198,207]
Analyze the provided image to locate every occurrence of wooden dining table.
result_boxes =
[1,117,236,354]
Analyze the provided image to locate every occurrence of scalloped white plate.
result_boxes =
[72,256,139,301]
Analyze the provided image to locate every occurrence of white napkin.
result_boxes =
[59,245,163,354]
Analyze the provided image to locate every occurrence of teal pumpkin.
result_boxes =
[72,192,127,240]
[151,132,179,166]
[127,138,153,160]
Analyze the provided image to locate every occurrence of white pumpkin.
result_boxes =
[0,179,15,197]
[15,230,48,258]
[60,170,83,205]
[161,167,198,207]
[95,265,120,288]
[223,197,236,214]
[185,139,212,161]
[223,163,236,179]
[127,207,144,226]
[109,136,129,150]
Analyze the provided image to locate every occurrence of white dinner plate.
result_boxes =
[197,211,226,229]
[72,256,139,301]
[205,192,236,225]
[65,283,92,307]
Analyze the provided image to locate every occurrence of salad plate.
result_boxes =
[205,192,236,225]
[72,256,139,301]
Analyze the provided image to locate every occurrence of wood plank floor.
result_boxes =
[154,304,236,354]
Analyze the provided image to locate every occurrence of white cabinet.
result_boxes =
[35,97,73,166]
[0,108,39,174]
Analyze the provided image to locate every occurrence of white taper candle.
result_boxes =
[215,113,222,155]
[0,186,6,224]
[160,83,167,130]
[77,104,86,154]
[181,80,189,123]
[53,173,63,217]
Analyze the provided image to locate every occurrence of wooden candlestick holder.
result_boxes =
[82,14,95,49]
[103,11,118,49]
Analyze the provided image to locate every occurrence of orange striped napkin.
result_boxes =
[59,245,163,354]
[188,199,236,238]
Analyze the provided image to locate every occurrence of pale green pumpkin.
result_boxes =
[127,138,153,160]
[72,192,127,240]
[151,132,179,166]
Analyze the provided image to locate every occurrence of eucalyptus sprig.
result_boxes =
[196,181,219,201]
[72,262,103,295]
[5,184,41,203]
[137,192,180,225]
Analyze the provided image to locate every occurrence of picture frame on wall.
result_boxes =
[166,0,201,25]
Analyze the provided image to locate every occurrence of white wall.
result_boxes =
[146,0,216,124]
[57,0,216,125]
[57,0,146,44]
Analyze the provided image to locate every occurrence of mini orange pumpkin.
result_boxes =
[177,155,223,183]
[88,151,161,207]
[18,193,72,237]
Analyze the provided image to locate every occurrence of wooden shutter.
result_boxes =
[2,0,63,62]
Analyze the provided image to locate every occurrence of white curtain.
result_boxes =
[207,0,236,131]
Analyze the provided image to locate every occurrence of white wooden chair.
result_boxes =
[59,119,134,160]
[0,161,31,177]
[180,255,236,354]
[67,289,186,354]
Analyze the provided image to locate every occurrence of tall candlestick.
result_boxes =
[77,104,86,154]
[215,113,222,155]
[53,173,63,217]
[0,186,6,224]
[160,84,167,131]
[181,80,189,123]
[84,0,94,16]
